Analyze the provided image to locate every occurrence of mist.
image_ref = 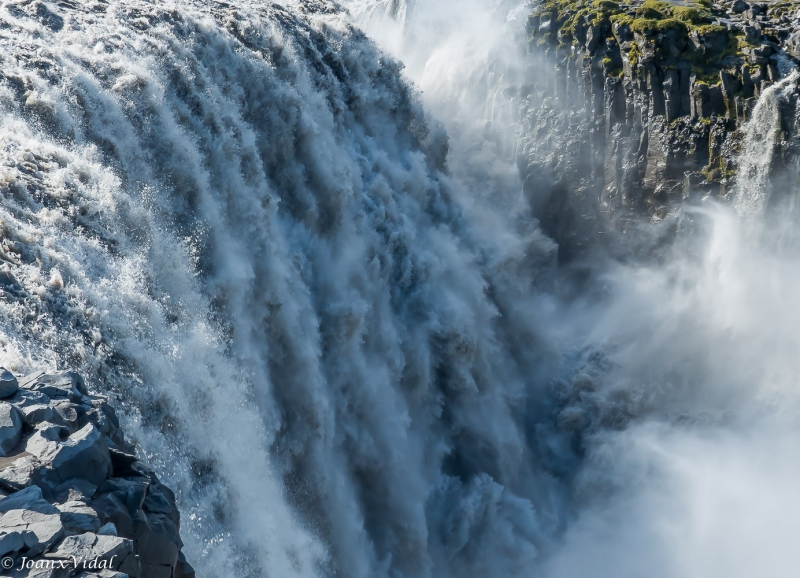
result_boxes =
[350,1,800,576]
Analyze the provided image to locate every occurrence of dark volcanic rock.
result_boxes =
[522,0,800,256]
[0,370,191,578]
[0,403,23,456]
[0,369,20,399]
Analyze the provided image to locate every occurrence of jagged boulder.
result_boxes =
[0,507,64,557]
[0,369,19,399]
[0,403,23,456]
[0,486,64,557]
[46,533,140,576]
[25,423,112,487]
[53,479,96,504]
[690,27,729,56]
[0,370,192,578]
[57,501,101,534]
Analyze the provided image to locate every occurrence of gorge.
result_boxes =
[0,0,799,576]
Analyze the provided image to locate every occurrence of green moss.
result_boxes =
[592,0,619,10]
[702,33,758,69]
[694,24,727,36]
[672,5,711,23]
[562,9,591,38]
[602,56,613,66]
[628,44,641,68]
[717,33,741,60]
[626,17,652,33]
[656,17,691,33]
[692,67,721,85]
[609,67,624,78]
[530,0,733,75]
[630,1,715,24]
[702,154,732,182]
[534,0,744,83]
[628,17,688,35]
[635,0,671,18]
[610,12,633,25]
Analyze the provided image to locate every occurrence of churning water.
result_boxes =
[0,0,799,576]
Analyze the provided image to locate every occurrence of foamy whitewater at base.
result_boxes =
[1,0,800,576]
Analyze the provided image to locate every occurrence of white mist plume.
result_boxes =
[536,108,800,577]
[344,0,533,214]
[345,2,800,576]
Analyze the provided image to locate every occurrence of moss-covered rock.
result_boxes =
[529,0,793,119]
[523,0,800,221]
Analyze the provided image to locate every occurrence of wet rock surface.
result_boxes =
[521,0,800,255]
[0,370,193,578]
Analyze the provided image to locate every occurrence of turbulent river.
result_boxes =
[0,0,799,576]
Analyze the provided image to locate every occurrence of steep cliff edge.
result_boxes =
[0,369,192,578]
[521,0,800,256]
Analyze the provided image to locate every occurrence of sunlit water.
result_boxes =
[0,0,799,576]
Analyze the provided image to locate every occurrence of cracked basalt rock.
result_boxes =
[0,369,194,578]
[521,0,800,257]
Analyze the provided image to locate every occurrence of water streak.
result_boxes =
[735,71,799,220]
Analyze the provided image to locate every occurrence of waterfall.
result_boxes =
[734,71,800,220]
[346,0,414,27]
[0,1,564,576]
[4,0,800,576]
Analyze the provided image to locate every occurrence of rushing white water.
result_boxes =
[735,71,800,221]
[0,0,561,576]
[2,0,800,576]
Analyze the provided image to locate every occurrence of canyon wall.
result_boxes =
[520,0,800,256]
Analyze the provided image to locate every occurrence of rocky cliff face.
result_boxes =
[0,369,191,578]
[520,0,800,256]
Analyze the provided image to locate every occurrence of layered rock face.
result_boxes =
[0,370,192,578]
[520,0,800,255]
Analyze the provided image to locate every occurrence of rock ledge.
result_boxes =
[0,369,193,578]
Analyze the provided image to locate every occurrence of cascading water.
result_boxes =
[3,0,800,576]
[350,3,800,576]
[735,71,800,220]
[0,0,565,576]
[345,0,530,213]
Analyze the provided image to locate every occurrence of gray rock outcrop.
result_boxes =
[0,369,194,578]
[0,404,23,456]
[0,371,20,399]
